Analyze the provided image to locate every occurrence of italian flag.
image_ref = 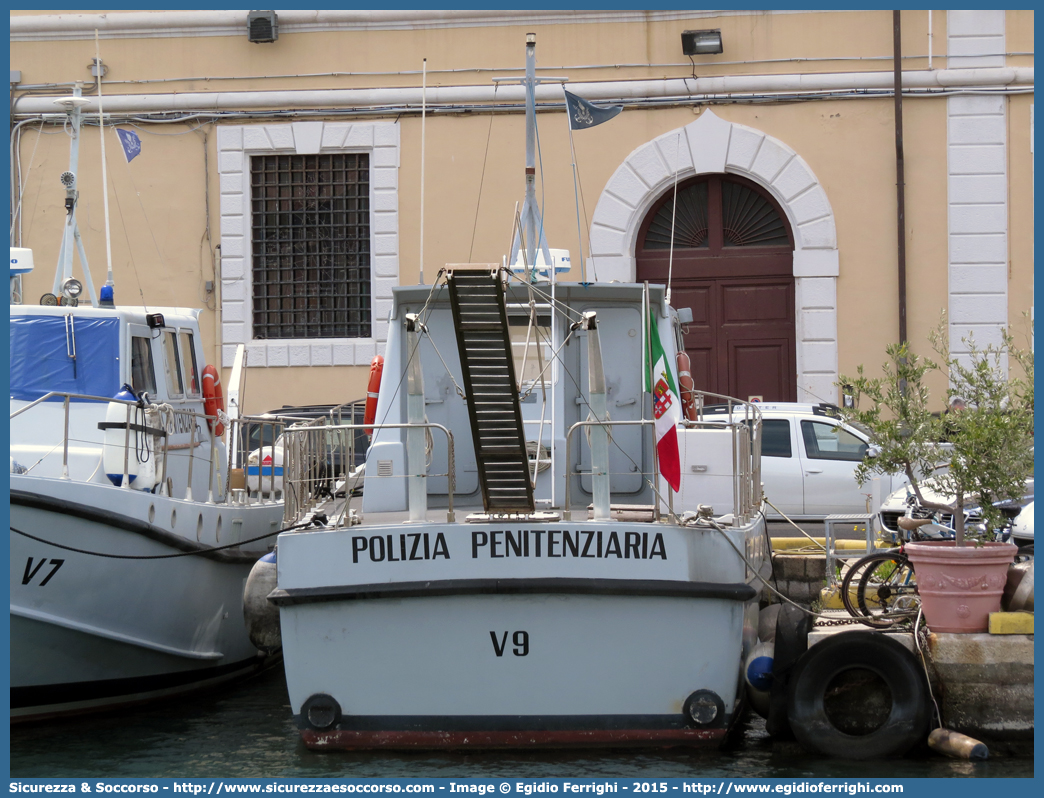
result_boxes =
[645,310,682,492]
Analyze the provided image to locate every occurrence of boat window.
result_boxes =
[508,315,553,385]
[131,336,158,397]
[162,331,185,398]
[801,420,868,462]
[179,331,201,396]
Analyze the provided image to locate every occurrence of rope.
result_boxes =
[9,519,312,561]
[504,270,585,322]
[518,323,580,399]
[694,515,863,621]
[665,130,682,305]
[763,497,827,550]
[913,605,943,729]
[421,327,466,399]
[369,276,446,436]
[468,84,497,261]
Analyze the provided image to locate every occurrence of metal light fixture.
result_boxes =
[681,29,723,55]
[247,10,278,43]
[61,277,83,300]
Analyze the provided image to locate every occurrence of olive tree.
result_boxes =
[840,325,1033,545]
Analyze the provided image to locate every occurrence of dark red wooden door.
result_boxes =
[636,174,796,402]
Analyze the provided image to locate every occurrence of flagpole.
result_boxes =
[564,98,586,283]
[644,281,661,522]
[95,30,114,296]
[419,57,426,286]
[665,132,681,307]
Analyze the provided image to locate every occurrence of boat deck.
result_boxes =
[291,487,674,530]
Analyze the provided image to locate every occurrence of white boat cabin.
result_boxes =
[10,304,224,501]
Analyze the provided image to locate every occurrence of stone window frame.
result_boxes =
[217,120,399,368]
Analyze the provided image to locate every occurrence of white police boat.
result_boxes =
[9,301,290,721]
[252,33,770,751]
[264,271,769,750]
[9,85,286,721]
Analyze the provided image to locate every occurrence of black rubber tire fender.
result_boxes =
[786,630,930,759]
[765,602,812,739]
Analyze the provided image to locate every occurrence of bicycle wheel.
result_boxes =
[840,553,881,619]
[841,551,919,628]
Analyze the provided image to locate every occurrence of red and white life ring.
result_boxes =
[202,364,225,437]
[363,355,384,436]
[676,351,698,422]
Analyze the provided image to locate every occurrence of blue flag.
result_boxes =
[564,90,622,130]
[116,128,141,162]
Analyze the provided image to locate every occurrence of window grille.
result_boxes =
[250,153,371,340]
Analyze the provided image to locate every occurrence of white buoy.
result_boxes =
[102,387,140,487]
[243,551,281,652]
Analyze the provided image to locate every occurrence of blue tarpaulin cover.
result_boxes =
[10,315,121,401]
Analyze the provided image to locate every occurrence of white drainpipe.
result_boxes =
[8,10,825,38]
[10,68,1033,116]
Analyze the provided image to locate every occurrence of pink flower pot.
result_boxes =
[904,540,1017,633]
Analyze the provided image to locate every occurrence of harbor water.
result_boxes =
[9,664,1032,779]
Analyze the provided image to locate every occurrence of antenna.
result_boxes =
[96,30,115,305]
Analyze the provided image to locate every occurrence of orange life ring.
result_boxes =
[363,355,384,435]
[202,364,226,437]
[676,351,698,422]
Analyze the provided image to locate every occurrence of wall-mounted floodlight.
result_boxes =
[681,29,723,55]
[248,10,278,43]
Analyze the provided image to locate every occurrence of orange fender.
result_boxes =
[363,355,384,435]
[202,364,226,437]
[676,351,698,422]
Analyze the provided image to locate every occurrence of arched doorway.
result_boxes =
[636,173,797,402]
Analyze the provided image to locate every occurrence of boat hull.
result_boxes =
[300,727,727,750]
[10,475,283,722]
[275,519,766,750]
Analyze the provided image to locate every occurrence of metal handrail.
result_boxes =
[11,390,132,418]
[563,410,763,525]
[278,421,456,525]
[11,390,223,502]
[681,392,764,524]
[563,418,658,522]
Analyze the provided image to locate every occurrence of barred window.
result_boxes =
[250,153,371,339]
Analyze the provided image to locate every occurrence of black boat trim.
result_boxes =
[10,490,262,564]
[269,577,757,605]
[11,655,266,710]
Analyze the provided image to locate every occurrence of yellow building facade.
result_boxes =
[10,9,1034,413]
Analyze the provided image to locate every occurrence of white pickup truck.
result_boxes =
[702,402,907,520]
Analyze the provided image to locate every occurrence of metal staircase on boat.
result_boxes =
[446,265,535,512]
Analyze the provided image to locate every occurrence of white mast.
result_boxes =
[51,84,100,308]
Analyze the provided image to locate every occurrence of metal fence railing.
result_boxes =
[279,421,455,528]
